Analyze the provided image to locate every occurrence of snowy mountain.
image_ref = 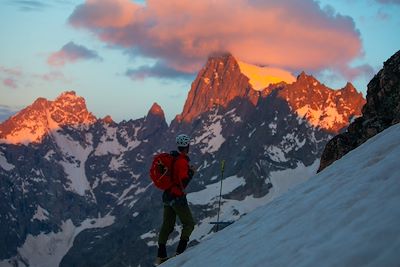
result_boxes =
[0,54,366,267]
[163,122,400,267]
[0,91,96,145]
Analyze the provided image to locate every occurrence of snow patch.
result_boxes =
[165,124,400,267]
[94,126,125,156]
[0,151,14,171]
[265,146,288,162]
[31,205,49,222]
[6,215,115,267]
[194,113,225,154]
[188,176,246,205]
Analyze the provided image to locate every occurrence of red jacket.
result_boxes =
[169,152,192,197]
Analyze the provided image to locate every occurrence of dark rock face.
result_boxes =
[0,54,367,267]
[318,50,400,172]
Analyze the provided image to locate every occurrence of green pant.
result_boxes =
[158,201,195,245]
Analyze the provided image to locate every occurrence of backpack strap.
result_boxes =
[168,151,186,196]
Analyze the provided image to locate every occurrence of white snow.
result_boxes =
[295,102,345,130]
[140,230,158,246]
[109,156,125,171]
[164,123,400,267]
[31,205,49,222]
[94,126,125,156]
[188,175,246,205]
[194,112,225,154]
[268,122,277,135]
[117,184,138,205]
[55,132,93,196]
[265,145,288,162]
[0,151,14,171]
[248,128,256,138]
[44,150,55,161]
[188,160,319,242]
[3,215,115,267]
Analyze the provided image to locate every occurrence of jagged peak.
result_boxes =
[296,71,319,84]
[341,82,356,92]
[207,52,234,62]
[0,91,96,145]
[55,90,79,100]
[101,115,114,124]
[148,102,165,117]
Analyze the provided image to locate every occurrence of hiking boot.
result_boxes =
[154,257,169,266]
[155,243,168,265]
[176,239,188,255]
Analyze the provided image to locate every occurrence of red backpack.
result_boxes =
[150,153,177,190]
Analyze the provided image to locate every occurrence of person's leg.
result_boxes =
[173,201,195,254]
[157,205,176,259]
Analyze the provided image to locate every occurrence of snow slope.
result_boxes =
[0,215,115,267]
[164,123,400,267]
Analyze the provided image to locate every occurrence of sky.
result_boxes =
[0,0,399,123]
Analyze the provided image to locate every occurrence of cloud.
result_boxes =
[47,41,102,66]
[126,62,195,80]
[0,67,21,89]
[8,0,50,11]
[34,71,68,82]
[0,105,20,122]
[7,0,77,11]
[0,66,22,77]
[339,63,376,81]
[375,0,400,4]
[3,78,17,89]
[69,0,365,79]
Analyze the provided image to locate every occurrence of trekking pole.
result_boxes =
[216,160,225,232]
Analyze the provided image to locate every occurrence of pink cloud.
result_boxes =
[3,78,17,89]
[0,66,22,77]
[69,0,364,78]
[32,71,68,82]
[47,41,101,66]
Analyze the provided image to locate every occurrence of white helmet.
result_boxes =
[176,134,190,147]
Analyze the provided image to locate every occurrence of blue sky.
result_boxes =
[0,0,399,123]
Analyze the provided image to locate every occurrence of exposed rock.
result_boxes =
[179,53,259,122]
[318,50,400,172]
[0,56,367,267]
[264,73,365,133]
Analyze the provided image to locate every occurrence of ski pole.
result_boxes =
[216,160,225,232]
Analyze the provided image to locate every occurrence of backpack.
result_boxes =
[150,153,177,190]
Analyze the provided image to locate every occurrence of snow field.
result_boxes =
[164,124,400,267]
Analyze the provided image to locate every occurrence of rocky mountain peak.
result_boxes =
[179,53,259,122]
[318,50,400,172]
[296,71,320,86]
[101,115,114,124]
[50,90,96,125]
[342,82,356,92]
[0,91,96,144]
[260,72,365,133]
[148,102,164,117]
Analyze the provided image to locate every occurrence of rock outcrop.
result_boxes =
[318,50,400,172]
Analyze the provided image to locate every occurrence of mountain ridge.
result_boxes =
[0,54,368,267]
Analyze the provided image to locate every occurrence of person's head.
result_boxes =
[176,134,190,154]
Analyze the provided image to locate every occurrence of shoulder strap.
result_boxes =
[170,152,186,193]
